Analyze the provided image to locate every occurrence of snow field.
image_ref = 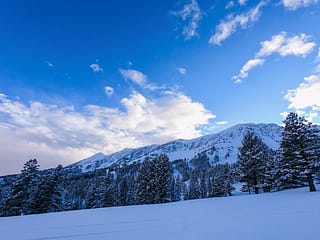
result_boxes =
[0,186,319,240]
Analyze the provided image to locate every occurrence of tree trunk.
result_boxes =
[307,174,316,192]
[263,186,270,192]
[254,186,259,194]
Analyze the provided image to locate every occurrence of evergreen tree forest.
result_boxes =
[0,112,319,217]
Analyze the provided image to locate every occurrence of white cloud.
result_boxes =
[209,1,267,45]
[119,69,160,91]
[216,121,228,125]
[257,32,316,58]
[177,67,187,75]
[46,61,54,67]
[238,0,248,5]
[282,0,319,10]
[285,74,320,110]
[233,32,316,83]
[0,92,215,175]
[89,63,103,73]
[104,86,114,97]
[225,1,235,9]
[233,58,265,83]
[119,69,147,87]
[316,48,320,62]
[173,0,202,40]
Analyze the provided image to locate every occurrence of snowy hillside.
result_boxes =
[70,123,282,172]
[1,186,319,240]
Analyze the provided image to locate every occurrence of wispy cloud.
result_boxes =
[104,86,114,97]
[216,121,228,125]
[89,63,103,73]
[119,69,147,87]
[209,1,267,45]
[282,0,319,10]
[119,68,160,90]
[238,0,248,6]
[46,61,54,67]
[173,0,202,40]
[225,1,235,9]
[316,48,320,62]
[177,67,187,75]
[233,58,265,83]
[233,32,316,83]
[0,92,215,174]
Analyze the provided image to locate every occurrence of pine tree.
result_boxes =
[261,150,278,192]
[279,113,320,191]
[173,175,182,201]
[238,132,269,194]
[212,164,235,197]
[32,165,63,214]
[152,154,173,204]
[200,171,207,198]
[136,158,152,204]
[103,173,118,207]
[126,176,137,205]
[187,171,200,200]
[119,178,128,206]
[3,159,40,216]
[206,174,213,198]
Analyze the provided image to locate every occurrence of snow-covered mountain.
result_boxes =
[69,123,282,172]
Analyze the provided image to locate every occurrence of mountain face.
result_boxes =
[69,123,282,173]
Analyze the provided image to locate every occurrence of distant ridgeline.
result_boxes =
[1,116,319,217]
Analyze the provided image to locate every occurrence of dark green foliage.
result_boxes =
[119,178,128,206]
[136,158,153,204]
[173,175,182,202]
[187,171,200,200]
[200,171,207,198]
[190,153,210,171]
[279,112,320,191]
[3,159,40,216]
[32,165,63,214]
[172,159,190,181]
[211,164,235,197]
[152,154,173,204]
[136,155,173,204]
[238,132,270,194]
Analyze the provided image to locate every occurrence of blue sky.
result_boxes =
[1,0,320,174]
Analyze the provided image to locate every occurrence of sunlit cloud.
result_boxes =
[0,91,215,174]
[233,32,316,83]
[282,0,319,10]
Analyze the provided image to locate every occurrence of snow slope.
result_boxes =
[70,123,282,172]
[1,187,319,240]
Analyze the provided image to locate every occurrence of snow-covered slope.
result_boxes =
[70,123,282,172]
[1,187,319,240]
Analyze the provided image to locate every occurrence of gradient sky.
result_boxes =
[1,0,320,175]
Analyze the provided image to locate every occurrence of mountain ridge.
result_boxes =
[69,123,282,172]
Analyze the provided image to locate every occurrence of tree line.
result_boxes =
[238,112,320,193]
[0,112,319,217]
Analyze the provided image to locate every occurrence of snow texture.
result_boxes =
[1,186,319,240]
[70,123,282,172]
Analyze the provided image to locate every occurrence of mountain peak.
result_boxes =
[69,123,282,173]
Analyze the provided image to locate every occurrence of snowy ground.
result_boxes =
[1,187,319,240]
